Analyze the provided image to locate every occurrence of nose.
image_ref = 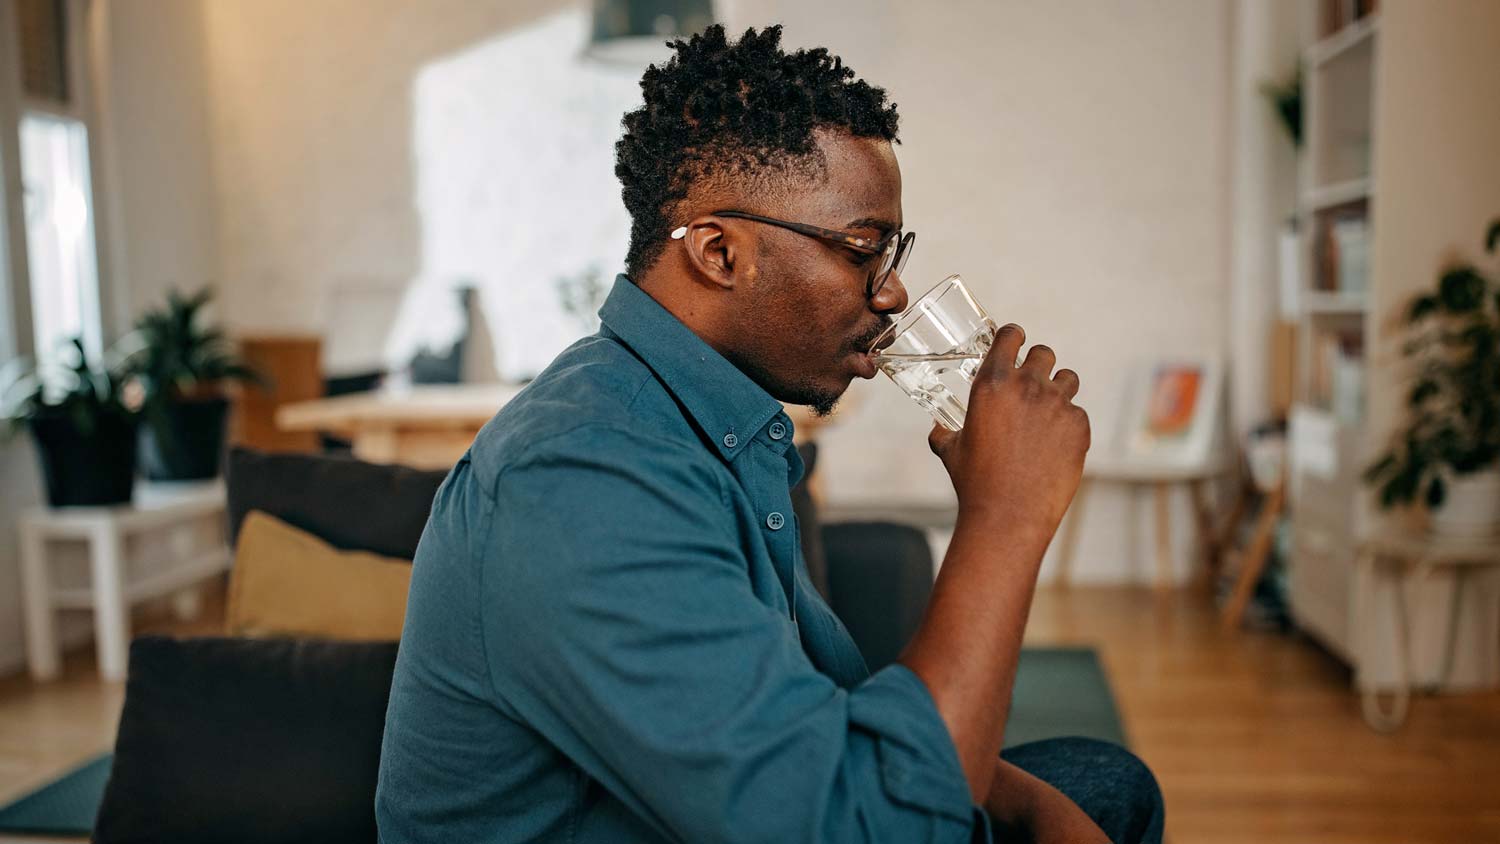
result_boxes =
[869,270,909,315]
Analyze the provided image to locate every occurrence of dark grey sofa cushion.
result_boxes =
[225,447,447,558]
[823,521,934,672]
[93,637,398,844]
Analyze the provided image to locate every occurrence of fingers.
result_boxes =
[975,324,1080,406]
[1021,344,1056,376]
[928,422,955,457]
[976,323,1026,382]
[1053,368,1080,400]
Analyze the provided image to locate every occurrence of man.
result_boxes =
[377,24,1162,844]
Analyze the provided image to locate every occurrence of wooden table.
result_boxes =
[276,383,829,470]
[276,384,525,469]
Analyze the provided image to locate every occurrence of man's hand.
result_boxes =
[898,323,1091,801]
[927,322,1090,541]
[986,759,1110,844]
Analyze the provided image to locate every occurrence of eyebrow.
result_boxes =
[845,216,900,235]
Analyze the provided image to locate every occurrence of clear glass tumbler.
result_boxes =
[869,274,998,431]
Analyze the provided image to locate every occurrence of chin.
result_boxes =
[777,375,850,418]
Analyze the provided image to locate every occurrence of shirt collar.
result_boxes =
[598,275,792,462]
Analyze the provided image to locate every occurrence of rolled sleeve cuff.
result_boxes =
[850,663,982,826]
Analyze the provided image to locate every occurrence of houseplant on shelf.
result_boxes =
[127,287,262,480]
[1,337,143,506]
[1260,66,1302,149]
[1364,218,1500,538]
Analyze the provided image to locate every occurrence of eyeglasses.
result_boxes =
[670,210,914,299]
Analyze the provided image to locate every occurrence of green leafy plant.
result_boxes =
[0,337,141,437]
[1365,218,1500,509]
[1260,67,1302,148]
[126,287,262,406]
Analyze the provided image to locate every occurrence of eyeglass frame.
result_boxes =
[670,210,914,298]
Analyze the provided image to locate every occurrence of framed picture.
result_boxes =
[1117,357,1225,471]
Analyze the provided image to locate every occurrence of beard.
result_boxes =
[739,329,890,419]
[732,351,845,417]
[783,376,844,417]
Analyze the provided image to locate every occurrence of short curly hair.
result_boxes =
[614,24,900,278]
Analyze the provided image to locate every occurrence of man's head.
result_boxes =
[615,25,910,416]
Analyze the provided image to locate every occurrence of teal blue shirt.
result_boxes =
[376,276,985,842]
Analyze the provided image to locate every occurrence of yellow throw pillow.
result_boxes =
[227,510,413,641]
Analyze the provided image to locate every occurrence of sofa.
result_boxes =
[90,446,937,842]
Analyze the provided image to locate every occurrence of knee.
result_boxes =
[1071,738,1164,844]
[1090,740,1162,810]
[1011,737,1164,844]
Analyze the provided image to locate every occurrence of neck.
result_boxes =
[634,266,735,359]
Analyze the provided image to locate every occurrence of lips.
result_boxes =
[846,321,891,379]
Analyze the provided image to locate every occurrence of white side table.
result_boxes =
[1354,527,1500,731]
[18,481,231,682]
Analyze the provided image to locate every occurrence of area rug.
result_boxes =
[1005,646,1129,748]
[0,753,110,837]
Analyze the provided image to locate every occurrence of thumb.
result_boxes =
[928,422,956,459]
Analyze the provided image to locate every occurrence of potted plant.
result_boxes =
[1260,66,1302,149]
[1365,218,1500,537]
[127,288,261,480]
[1,337,143,507]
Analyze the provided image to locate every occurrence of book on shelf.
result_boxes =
[1308,328,1365,425]
[1321,0,1379,37]
[1313,207,1370,294]
[1331,216,1369,294]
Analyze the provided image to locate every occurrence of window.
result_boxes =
[19,111,100,367]
[6,0,102,368]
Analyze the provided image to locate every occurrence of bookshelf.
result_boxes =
[1288,7,1379,662]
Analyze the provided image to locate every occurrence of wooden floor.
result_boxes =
[1026,587,1500,844]
[2,583,1498,843]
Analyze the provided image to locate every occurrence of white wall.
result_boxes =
[191,0,1236,583]
[198,0,576,376]
[1366,0,1500,448]
[724,1,1236,582]
[95,0,220,321]
[2,0,1240,652]
[1227,0,1300,441]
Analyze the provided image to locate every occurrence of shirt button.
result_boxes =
[722,432,738,449]
[766,512,785,530]
[768,422,787,441]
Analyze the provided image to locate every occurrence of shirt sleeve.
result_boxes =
[480,424,986,844]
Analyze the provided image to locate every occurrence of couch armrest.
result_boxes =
[821,522,934,672]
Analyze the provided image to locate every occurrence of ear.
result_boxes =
[672,216,741,291]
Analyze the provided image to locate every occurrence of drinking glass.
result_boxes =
[869,274,998,431]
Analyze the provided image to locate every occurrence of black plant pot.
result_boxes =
[139,396,230,481]
[29,411,139,507]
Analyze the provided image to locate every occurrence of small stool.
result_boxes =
[18,481,231,682]
[1354,527,1500,731]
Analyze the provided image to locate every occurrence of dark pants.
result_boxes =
[1000,737,1165,844]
